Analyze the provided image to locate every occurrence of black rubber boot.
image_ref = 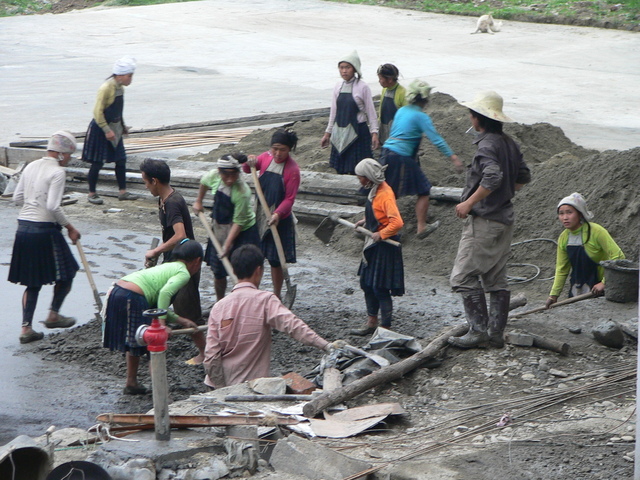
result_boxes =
[488,290,510,348]
[448,289,489,349]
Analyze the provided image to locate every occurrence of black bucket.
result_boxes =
[46,461,112,480]
[601,259,639,303]
[0,435,50,480]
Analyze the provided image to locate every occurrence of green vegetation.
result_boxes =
[0,0,50,16]
[335,0,640,30]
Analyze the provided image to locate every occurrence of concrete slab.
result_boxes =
[0,0,638,151]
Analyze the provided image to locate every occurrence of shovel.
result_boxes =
[76,240,103,322]
[250,165,297,309]
[315,215,401,247]
[196,211,238,284]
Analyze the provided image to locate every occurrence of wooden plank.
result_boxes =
[96,413,300,426]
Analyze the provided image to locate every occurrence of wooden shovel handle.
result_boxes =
[510,292,595,318]
[250,166,291,274]
[196,211,238,284]
[76,240,103,311]
[334,217,401,247]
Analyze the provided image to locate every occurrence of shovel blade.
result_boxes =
[314,217,337,244]
[283,283,297,310]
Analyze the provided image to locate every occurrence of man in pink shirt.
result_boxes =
[204,244,337,388]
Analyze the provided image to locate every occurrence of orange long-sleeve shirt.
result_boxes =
[372,182,403,239]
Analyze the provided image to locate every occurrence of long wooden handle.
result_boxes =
[197,211,238,284]
[335,217,401,247]
[76,240,103,311]
[250,165,290,272]
[510,292,595,318]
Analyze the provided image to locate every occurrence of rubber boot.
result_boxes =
[448,289,489,348]
[488,290,510,348]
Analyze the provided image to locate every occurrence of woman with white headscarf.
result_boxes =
[9,131,81,344]
[82,56,139,205]
[379,79,463,239]
[546,192,624,308]
[320,50,379,175]
[350,158,404,336]
[193,153,260,300]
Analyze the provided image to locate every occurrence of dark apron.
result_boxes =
[379,89,398,145]
[330,83,360,154]
[567,240,599,298]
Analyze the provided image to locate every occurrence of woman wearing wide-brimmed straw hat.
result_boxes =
[349,158,405,336]
[448,91,531,350]
[546,192,624,308]
[379,79,463,239]
[82,56,139,205]
[193,153,260,300]
[9,131,81,344]
[321,50,379,175]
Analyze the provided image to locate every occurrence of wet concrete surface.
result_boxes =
[0,201,160,443]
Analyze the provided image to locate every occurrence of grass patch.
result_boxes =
[0,0,51,15]
[334,0,640,30]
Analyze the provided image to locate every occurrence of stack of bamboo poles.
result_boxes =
[123,128,254,154]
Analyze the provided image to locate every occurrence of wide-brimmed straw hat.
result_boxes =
[460,90,514,123]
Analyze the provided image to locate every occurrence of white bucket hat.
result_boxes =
[557,192,594,221]
[460,90,514,123]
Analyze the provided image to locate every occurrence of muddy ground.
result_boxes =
[8,92,640,478]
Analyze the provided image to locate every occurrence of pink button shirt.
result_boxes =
[204,282,328,388]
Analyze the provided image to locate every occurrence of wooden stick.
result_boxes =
[96,413,299,427]
[303,324,467,418]
[196,211,238,284]
[333,217,401,247]
[76,240,103,320]
[509,292,595,318]
[224,395,315,402]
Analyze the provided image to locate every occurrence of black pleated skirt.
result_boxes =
[261,214,296,267]
[330,123,373,175]
[103,285,149,357]
[205,224,261,279]
[358,241,405,296]
[81,120,126,164]
[8,220,79,287]
[379,148,432,197]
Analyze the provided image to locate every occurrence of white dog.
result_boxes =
[472,14,503,34]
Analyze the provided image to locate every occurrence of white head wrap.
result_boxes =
[113,56,137,75]
[338,50,362,78]
[406,79,433,105]
[47,130,77,154]
[217,155,241,170]
[355,158,387,201]
[557,192,594,221]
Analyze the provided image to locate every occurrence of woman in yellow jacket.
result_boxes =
[546,192,624,308]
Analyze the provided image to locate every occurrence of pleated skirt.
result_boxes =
[103,285,149,357]
[205,224,261,279]
[379,148,432,197]
[8,220,79,287]
[358,241,405,296]
[81,120,126,164]
[261,214,296,267]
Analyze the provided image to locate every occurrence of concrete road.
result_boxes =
[0,0,638,151]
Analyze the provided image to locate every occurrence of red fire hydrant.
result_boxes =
[136,308,171,441]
